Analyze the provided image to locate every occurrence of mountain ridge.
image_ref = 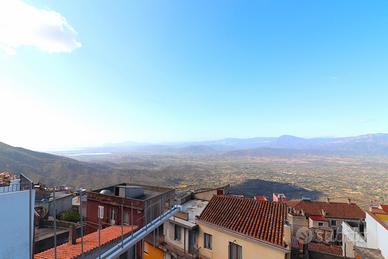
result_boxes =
[0,141,131,188]
[54,133,388,156]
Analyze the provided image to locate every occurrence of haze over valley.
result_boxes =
[2,133,387,208]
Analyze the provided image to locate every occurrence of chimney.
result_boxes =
[326,197,330,203]
[254,195,267,201]
[273,193,287,203]
[347,198,352,204]
[68,225,77,245]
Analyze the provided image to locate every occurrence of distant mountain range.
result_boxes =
[57,133,388,156]
[2,133,388,188]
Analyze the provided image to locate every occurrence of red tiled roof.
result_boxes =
[309,215,328,221]
[370,207,388,215]
[254,195,268,201]
[379,204,388,213]
[287,200,365,220]
[308,242,342,256]
[198,195,287,247]
[34,225,137,259]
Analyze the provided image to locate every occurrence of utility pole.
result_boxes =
[131,201,133,238]
[79,189,84,257]
[121,203,124,248]
[53,189,57,259]
[98,210,101,247]
[97,204,104,259]
[131,201,134,258]
[29,180,33,259]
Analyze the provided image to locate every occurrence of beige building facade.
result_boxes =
[197,222,290,259]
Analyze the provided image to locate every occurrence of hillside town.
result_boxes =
[2,0,388,258]
[0,171,387,259]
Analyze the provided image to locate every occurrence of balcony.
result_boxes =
[342,221,367,248]
[161,241,198,259]
[0,174,33,193]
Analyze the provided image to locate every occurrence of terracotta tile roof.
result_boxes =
[287,200,365,220]
[370,207,388,215]
[197,195,287,247]
[379,204,388,213]
[309,215,328,221]
[308,242,342,256]
[34,225,137,259]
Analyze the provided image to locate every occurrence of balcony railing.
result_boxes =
[86,191,144,209]
[342,221,367,248]
[161,241,198,259]
[0,174,33,193]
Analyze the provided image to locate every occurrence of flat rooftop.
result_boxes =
[35,227,68,242]
[92,183,174,201]
[181,199,208,223]
[169,199,208,229]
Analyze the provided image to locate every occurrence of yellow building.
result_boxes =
[373,204,388,223]
[196,195,291,259]
[144,241,164,259]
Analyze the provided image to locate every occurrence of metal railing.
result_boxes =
[42,188,176,259]
[100,204,182,258]
[0,174,33,193]
[20,174,34,190]
[342,221,367,248]
[0,182,20,193]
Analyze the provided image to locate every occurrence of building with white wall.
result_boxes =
[163,198,208,258]
[365,208,388,259]
[342,204,388,259]
[0,174,35,259]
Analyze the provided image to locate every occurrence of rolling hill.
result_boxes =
[0,142,131,188]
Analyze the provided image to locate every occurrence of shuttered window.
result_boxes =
[204,233,212,250]
[174,224,181,241]
[228,242,242,259]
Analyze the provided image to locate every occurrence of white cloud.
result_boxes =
[0,0,81,55]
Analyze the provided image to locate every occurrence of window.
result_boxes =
[333,228,338,241]
[174,224,182,241]
[229,242,242,259]
[204,233,212,250]
[331,220,337,226]
[318,222,324,227]
[123,212,129,225]
[110,208,116,223]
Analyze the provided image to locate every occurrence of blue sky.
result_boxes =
[1,0,388,150]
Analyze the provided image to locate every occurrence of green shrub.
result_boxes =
[60,210,80,223]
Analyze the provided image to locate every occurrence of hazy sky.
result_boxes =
[1,0,388,150]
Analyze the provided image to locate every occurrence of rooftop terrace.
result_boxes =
[91,183,174,201]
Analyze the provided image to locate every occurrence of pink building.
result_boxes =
[273,193,287,203]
